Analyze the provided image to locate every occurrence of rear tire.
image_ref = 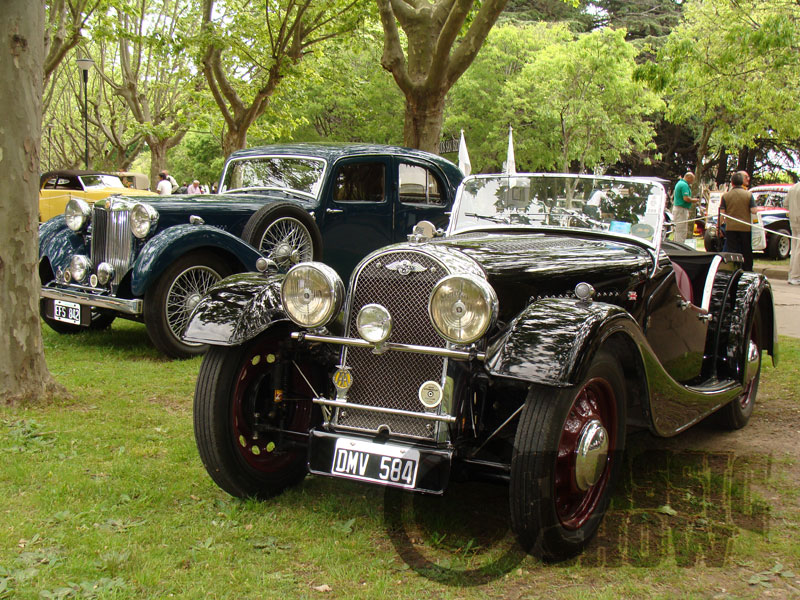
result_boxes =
[510,351,626,561]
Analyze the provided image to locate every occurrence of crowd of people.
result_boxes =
[157,170,218,195]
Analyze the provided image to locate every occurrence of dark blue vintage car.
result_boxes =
[185,173,776,561]
[38,144,462,358]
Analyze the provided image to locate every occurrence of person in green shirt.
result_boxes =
[672,172,700,244]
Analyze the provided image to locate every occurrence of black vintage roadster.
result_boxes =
[184,173,776,560]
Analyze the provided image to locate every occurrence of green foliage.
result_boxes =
[446,23,662,173]
[167,132,224,187]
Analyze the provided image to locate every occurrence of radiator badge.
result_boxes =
[385,259,427,276]
[418,380,443,409]
[333,367,353,400]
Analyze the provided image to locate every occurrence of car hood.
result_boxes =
[424,231,653,319]
[134,193,315,231]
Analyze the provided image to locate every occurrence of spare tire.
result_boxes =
[242,203,322,270]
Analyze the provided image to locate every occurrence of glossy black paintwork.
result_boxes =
[182,272,288,346]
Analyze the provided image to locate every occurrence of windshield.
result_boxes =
[449,174,665,244]
[79,174,124,189]
[220,156,325,199]
[752,190,786,208]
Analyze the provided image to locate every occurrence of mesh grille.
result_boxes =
[90,205,134,286]
[337,251,449,439]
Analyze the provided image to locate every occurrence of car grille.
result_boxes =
[90,203,135,286]
[336,250,450,440]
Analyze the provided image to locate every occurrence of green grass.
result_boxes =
[0,320,798,598]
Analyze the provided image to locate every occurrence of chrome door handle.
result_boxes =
[326,208,343,214]
[698,312,712,323]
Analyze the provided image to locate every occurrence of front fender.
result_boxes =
[182,272,289,346]
[130,224,263,296]
[485,298,640,386]
[38,216,86,276]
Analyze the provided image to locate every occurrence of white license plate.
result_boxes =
[53,300,81,325]
[331,438,420,488]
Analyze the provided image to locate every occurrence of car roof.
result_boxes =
[40,170,117,187]
[226,143,463,185]
[751,183,791,193]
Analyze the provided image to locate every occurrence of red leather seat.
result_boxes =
[672,261,693,304]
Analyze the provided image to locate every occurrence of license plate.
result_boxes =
[53,300,81,325]
[331,438,420,488]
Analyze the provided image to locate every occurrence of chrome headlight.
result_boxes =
[281,263,344,328]
[96,262,115,286]
[65,198,91,232]
[130,203,159,239]
[357,304,392,344]
[429,274,498,344]
[69,255,93,283]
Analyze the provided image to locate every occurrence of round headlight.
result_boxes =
[130,203,158,239]
[96,262,115,286]
[357,304,393,344]
[69,255,93,283]
[65,198,91,232]
[281,263,344,328]
[429,274,498,344]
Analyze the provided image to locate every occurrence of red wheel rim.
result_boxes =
[554,377,617,530]
[232,349,311,473]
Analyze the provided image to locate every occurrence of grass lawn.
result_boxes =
[1,320,799,598]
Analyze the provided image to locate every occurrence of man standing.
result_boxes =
[719,171,757,271]
[787,180,800,285]
[673,172,700,244]
[187,179,202,194]
[156,171,171,196]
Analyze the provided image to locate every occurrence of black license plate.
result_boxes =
[331,438,420,488]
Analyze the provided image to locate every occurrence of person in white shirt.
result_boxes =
[157,171,171,196]
[187,179,202,194]
[787,181,800,285]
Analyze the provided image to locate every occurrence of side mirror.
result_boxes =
[408,220,437,243]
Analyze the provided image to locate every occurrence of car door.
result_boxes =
[393,160,451,241]
[318,156,394,278]
[644,262,709,384]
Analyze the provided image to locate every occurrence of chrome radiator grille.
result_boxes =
[337,251,449,439]
[90,205,135,286]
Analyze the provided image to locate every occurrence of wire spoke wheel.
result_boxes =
[165,264,221,343]
[259,217,314,269]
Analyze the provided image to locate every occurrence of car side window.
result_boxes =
[398,163,445,207]
[333,163,385,203]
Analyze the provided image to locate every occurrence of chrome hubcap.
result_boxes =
[744,339,760,385]
[574,419,609,491]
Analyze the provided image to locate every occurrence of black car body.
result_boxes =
[38,144,461,358]
[185,173,776,560]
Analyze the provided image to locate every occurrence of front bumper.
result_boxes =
[307,429,452,494]
[41,285,143,315]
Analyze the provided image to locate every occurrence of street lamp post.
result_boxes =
[75,57,94,169]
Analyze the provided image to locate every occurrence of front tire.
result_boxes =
[766,228,791,260]
[510,351,626,561]
[143,251,230,358]
[193,326,318,499]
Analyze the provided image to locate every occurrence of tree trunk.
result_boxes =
[148,139,168,192]
[222,127,248,159]
[403,92,446,154]
[0,0,64,405]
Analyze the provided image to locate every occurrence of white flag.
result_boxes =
[504,125,516,175]
[458,129,471,176]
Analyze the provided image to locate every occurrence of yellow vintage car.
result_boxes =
[39,170,157,222]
